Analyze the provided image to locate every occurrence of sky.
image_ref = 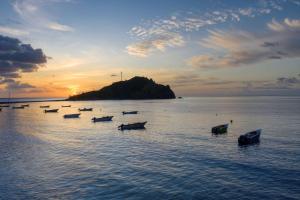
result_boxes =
[0,0,300,98]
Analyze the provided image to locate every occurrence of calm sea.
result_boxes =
[0,97,299,199]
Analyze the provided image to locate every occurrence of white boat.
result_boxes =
[44,109,59,113]
[92,116,113,122]
[118,121,147,130]
[63,113,80,118]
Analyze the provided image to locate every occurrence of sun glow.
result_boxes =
[68,85,79,95]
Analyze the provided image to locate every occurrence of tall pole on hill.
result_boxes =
[121,72,123,81]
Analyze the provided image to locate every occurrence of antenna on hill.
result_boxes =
[121,72,123,81]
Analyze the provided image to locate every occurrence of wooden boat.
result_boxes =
[122,111,138,115]
[12,106,25,109]
[62,105,71,107]
[238,129,261,145]
[211,124,229,134]
[22,104,29,107]
[79,108,93,111]
[44,109,59,113]
[92,116,113,122]
[63,113,80,118]
[40,105,50,108]
[118,121,147,130]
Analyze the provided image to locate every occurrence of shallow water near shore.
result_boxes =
[0,97,299,199]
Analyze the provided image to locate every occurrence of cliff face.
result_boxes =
[68,76,176,100]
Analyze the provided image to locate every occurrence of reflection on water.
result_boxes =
[0,97,300,199]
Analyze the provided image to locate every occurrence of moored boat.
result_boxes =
[122,111,138,115]
[118,121,147,130]
[44,109,59,113]
[12,106,25,109]
[22,104,29,107]
[238,129,261,145]
[40,105,50,108]
[211,124,229,134]
[92,116,113,122]
[62,105,71,107]
[79,108,93,111]
[63,113,80,118]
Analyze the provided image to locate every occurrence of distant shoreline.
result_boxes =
[0,99,66,104]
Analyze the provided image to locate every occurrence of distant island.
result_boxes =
[67,76,176,100]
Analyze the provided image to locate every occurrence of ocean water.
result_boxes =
[0,97,299,199]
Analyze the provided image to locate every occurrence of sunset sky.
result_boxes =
[0,0,300,98]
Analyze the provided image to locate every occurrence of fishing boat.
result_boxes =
[62,105,71,107]
[40,105,50,108]
[238,129,261,145]
[44,109,59,113]
[79,108,93,111]
[211,124,229,134]
[22,104,29,107]
[63,113,80,118]
[92,116,113,122]
[122,111,138,115]
[12,106,25,109]
[118,121,147,130]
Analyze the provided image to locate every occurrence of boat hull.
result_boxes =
[92,116,113,122]
[238,129,261,145]
[122,111,138,115]
[44,109,59,113]
[64,114,80,118]
[118,122,147,130]
[212,124,228,134]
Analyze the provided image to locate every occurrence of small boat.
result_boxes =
[62,105,71,107]
[92,116,113,122]
[44,109,59,113]
[79,108,93,111]
[118,121,147,130]
[178,96,183,99]
[0,105,10,108]
[238,129,261,145]
[12,106,25,109]
[22,104,29,107]
[211,124,229,134]
[122,111,138,115]
[40,105,50,108]
[63,113,80,118]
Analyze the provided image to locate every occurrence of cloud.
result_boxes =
[126,31,184,57]
[12,0,74,32]
[126,1,293,57]
[0,35,47,79]
[0,26,29,36]
[188,18,300,69]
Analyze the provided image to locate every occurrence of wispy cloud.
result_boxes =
[188,18,300,69]
[0,26,29,36]
[126,0,294,57]
[12,0,74,32]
